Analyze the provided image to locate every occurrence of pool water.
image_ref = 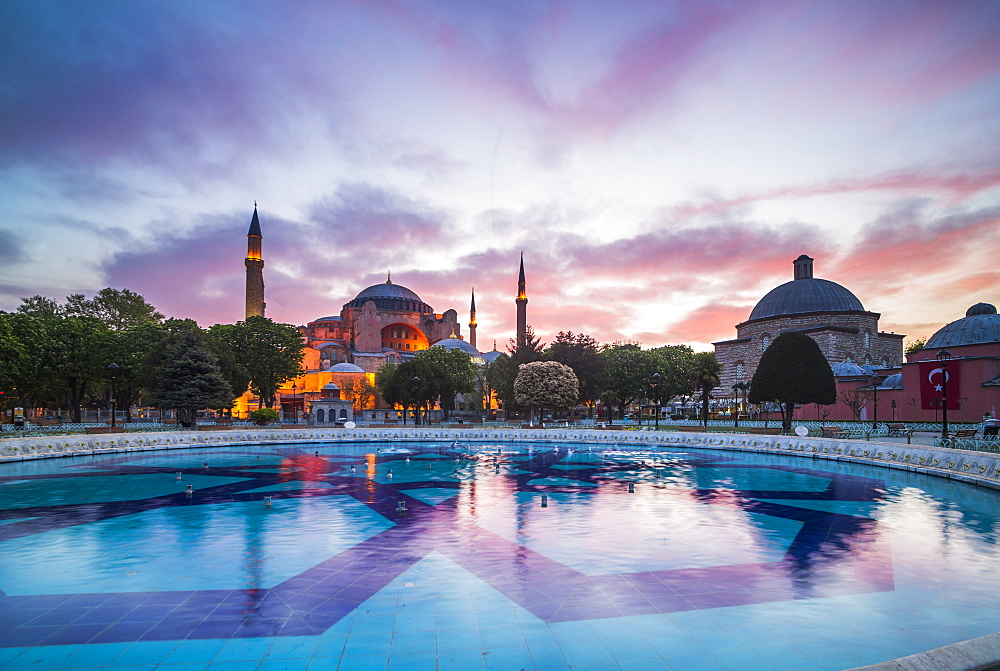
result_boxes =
[1,441,998,670]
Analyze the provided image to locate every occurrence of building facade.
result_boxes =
[714,255,904,392]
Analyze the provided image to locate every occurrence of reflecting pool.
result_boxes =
[1,441,999,670]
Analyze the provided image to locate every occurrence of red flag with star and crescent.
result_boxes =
[919,361,961,410]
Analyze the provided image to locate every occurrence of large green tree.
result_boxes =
[213,317,304,408]
[484,352,517,412]
[545,332,606,416]
[64,288,164,331]
[514,360,579,424]
[41,316,116,423]
[413,347,479,418]
[376,359,445,425]
[599,343,656,423]
[748,332,836,431]
[147,332,235,427]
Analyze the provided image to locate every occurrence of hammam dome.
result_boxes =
[748,255,864,322]
[926,303,1000,349]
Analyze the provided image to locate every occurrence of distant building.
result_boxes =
[714,255,904,392]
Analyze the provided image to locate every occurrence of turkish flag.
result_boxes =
[919,360,961,410]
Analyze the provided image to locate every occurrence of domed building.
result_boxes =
[714,255,905,390]
[878,302,1000,423]
[299,274,463,374]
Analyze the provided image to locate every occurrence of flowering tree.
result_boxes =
[514,361,579,424]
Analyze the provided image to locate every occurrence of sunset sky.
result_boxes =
[2,0,999,352]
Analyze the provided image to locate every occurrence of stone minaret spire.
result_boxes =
[516,252,527,350]
[245,203,266,319]
[469,288,478,349]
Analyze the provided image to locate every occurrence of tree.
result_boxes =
[377,359,445,425]
[215,317,305,408]
[340,375,377,411]
[905,337,926,355]
[17,295,63,319]
[41,316,115,423]
[484,352,516,412]
[64,288,164,331]
[838,388,867,421]
[545,332,606,416]
[690,352,721,429]
[748,332,836,431]
[147,332,235,427]
[599,343,656,423]
[0,315,29,394]
[509,324,544,366]
[413,347,479,418]
[514,361,579,424]
[647,344,697,406]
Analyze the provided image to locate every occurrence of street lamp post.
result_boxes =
[732,383,739,429]
[937,349,952,439]
[870,375,879,433]
[291,380,297,424]
[411,376,421,426]
[107,363,119,429]
[651,373,661,431]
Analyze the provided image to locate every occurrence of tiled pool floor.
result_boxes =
[1,441,998,670]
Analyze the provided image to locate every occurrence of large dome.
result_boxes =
[432,335,484,365]
[344,278,432,313]
[926,303,1000,349]
[749,278,865,321]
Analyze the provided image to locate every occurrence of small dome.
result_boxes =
[481,350,504,364]
[879,373,903,389]
[926,303,1000,349]
[328,362,365,373]
[831,362,866,377]
[432,335,484,365]
[322,382,340,391]
[966,302,997,317]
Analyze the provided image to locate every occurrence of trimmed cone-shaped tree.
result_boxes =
[748,332,836,431]
[514,360,579,424]
[148,332,235,427]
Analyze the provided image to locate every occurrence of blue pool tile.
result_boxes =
[332,653,388,670]
[265,636,318,660]
[257,659,311,671]
[660,652,723,670]
[160,639,225,664]
[214,637,275,662]
[387,651,438,670]
[708,648,773,670]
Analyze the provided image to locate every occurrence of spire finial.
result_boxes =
[386,270,392,284]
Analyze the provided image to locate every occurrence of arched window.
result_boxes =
[339,409,348,419]
[736,362,745,379]
[317,409,325,423]
[864,331,871,349]
[761,334,771,351]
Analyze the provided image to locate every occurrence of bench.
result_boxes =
[84,427,125,434]
[749,427,782,435]
[951,429,978,438]
[886,423,912,436]
[677,425,703,432]
[820,426,844,438]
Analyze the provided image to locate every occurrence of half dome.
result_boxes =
[328,362,365,373]
[432,335,484,365]
[926,303,1000,349]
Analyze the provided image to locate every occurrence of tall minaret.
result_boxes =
[245,203,266,319]
[516,252,527,350]
[469,288,478,349]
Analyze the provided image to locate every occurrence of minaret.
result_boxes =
[516,252,527,350]
[469,288,478,349]
[245,204,266,319]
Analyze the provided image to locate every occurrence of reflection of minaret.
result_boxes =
[469,288,477,349]
[245,203,266,319]
[516,253,527,350]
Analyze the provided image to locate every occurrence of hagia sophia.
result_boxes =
[239,207,1000,425]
